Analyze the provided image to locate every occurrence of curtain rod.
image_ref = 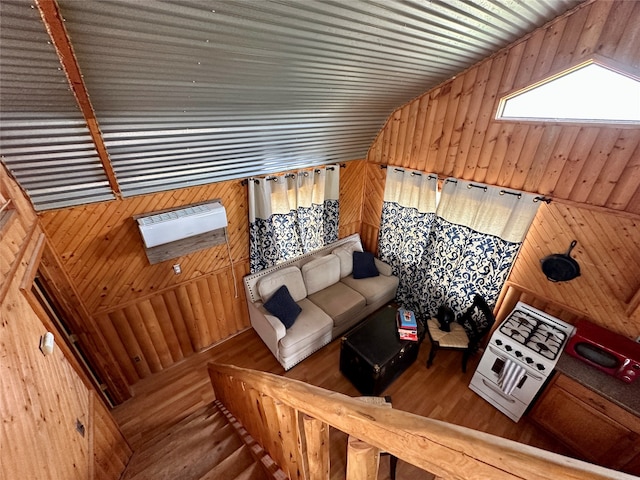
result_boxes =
[384,166,436,180]
[240,163,346,185]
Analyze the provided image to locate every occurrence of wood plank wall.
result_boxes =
[93,391,133,479]
[507,202,640,338]
[39,162,366,394]
[1,165,131,479]
[362,0,640,339]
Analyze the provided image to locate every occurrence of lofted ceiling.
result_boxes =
[0,0,581,211]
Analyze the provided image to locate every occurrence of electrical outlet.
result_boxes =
[173,264,181,275]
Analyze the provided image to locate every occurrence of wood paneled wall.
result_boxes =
[93,392,133,479]
[363,0,640,338]
[367,0,640,214]
[41,180,249,313]
[93,265,249,386]
[339,160,367,238]
[505,202,640,337]
[1,165,131,479]
[39,162,367,392]
[39,179,253,392]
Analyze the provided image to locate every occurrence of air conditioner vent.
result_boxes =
[137,201,227,248]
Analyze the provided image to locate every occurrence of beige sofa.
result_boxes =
[243,233,399,370]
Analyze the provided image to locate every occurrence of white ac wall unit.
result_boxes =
[137,202,227,248]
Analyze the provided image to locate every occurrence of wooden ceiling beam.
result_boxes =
[34,0,121,199]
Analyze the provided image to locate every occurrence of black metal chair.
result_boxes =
[425,294,496,373]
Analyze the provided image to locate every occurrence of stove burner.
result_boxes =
[499,310,567,360]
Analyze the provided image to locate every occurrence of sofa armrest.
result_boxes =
[247,301,286,358]
[374,258,394,277]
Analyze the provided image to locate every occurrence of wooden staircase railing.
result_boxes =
[208,362,635,480]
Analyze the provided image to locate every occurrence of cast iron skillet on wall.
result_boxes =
[541,240,580,282]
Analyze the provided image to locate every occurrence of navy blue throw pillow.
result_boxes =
[352,251,379,279]
[264,285,301,328]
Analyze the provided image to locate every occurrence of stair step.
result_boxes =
[125,408,227,471]
[124,423,242,480]
[197,444,266,480]
[121,400,282,480]
[136,403,222,451]
[235,461,271,480]
[122,400,249,480]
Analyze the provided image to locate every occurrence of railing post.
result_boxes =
[346,435,379,480]
[302,415,330,480]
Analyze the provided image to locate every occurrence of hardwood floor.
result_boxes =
[112,327,574,479]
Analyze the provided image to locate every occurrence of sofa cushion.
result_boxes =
[302,254,341,295]
[341,273,399,306]
[279,298,333,359]
[308,282,366,329]
[332,240,363,278]
[258,266,307,303]
[374,258,393,277]
[264,285,301,328]
[352,251,379,279]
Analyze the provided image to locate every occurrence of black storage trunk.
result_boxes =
[340,305,421,396]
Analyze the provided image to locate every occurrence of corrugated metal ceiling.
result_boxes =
[0,0,581,210]
[0,0,117,209]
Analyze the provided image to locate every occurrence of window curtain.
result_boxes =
[378,168,438,315]
[249,165,339,273]
[421,178,541,319]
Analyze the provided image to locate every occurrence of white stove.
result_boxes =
[469,302,575,422]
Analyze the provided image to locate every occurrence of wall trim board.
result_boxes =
[93,258,249,317]
[142,228,227,265]
[1,220,38,304]
[0,205,17,232]
[19,232,46,293]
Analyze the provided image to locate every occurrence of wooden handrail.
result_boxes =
[208,362,633,480]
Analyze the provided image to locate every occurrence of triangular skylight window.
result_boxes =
[497,59,640,124]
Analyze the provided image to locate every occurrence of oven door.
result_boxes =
[474,345,545,405]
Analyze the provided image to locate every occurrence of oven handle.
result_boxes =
[481,379,516,403]
[488,346,544,381]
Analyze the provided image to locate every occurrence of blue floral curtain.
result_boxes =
[378,171,540,321]
[421,179,540,318]
[377,168,438,315]
[249,165,339,273]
